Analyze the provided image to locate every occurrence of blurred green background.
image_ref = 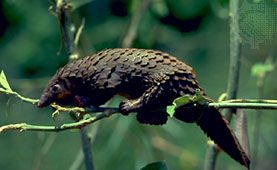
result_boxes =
[0,0,276,170]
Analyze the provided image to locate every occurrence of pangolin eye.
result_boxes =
[52,84,61,93]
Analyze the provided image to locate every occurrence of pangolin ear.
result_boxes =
[61,78,75,90]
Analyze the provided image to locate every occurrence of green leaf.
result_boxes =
[166,105,175,117]
[166,95,191,117]
[251,62,274,77]
[192,89,208,105]
[140,161,168,170]
[166,89,209,117]
[0,70,12,91]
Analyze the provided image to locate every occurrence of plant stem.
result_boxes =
[0,108,119,132]
[204,0,242,169]
[69,124,99,170]
[204,143,219,170]
[224,0,241,121]
[56,1,92,169]
[80,128,94,170]
[56,0,78,60]
[209,102,277,110]
[1,100,277,133]
[121,0,150,48]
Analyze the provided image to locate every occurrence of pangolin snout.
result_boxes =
[37,94,52,108]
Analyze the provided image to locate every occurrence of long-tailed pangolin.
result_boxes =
[37,48,250,168]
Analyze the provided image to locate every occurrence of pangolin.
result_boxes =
[37,48,250,168]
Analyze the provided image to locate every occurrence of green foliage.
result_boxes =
[140,161,168,170]
[0,70,12,92]
[150,0,169,17]
[251,61,275,77]
[166,89,208,117]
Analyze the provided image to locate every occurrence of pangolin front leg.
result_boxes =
[119,85,161,114]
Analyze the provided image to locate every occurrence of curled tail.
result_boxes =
[174,104,250,168]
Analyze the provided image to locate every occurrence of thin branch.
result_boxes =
[251,56,274,170]
[56,0,78,60]
[121,0,150,48]
[55,1,92,169]
[204,0,242,169]
[1,99,277,133]
[224,0,242,121]
[220,99,277,104]
[69,124,99,170]
[0,89,38,105]
[0,108,119,133]
[79,128,94,170]
[204,141,219,170]
[209,102,277,110]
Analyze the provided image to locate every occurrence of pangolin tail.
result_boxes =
[174,104,250,168]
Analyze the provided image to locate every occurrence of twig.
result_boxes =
[56,0,79,60]
[55,1,93,169]
[251,57,274,170]
[223,0,242,121]
[0,89,38,105]
[0,108,119,133]
[209,102,277,110]
[121,0,150,48]
[204,0,242,169]
[204,141,219,170]
[69,124,99,170]
[80,128,94,170]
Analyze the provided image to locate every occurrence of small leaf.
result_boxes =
[192,89,209,105]
[166,95,191,117]
[166,105,175,117]
[140,161,168,170]
[166,89,209,117]
[173,95,191,107]
[0,70,12,91]
[251,62,274,77]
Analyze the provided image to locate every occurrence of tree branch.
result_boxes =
[204,0,242,169]
[121,0,150,48]
[55,1,93,169]
[0,97,277,133]
[56,0,79,60]
[0,108,119,133]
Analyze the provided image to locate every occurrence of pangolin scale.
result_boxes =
[38,48,250,168]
